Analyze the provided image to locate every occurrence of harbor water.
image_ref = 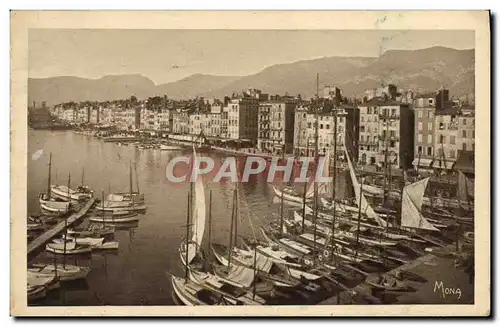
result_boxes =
[28,129,349,305]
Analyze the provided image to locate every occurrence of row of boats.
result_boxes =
[28,152,148,302]
[168,140,474,305]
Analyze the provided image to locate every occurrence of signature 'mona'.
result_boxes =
[434,281,462,299]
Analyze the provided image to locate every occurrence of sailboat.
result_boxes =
[170,274,231,306]
[91,191,139,223]
[45,238,92,255]
[96,163,146,212]
[400,178,440,232]
[38,153,71,216]
[50,168,94,202]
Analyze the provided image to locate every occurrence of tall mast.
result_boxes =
[134,162,140,194]
[383,112,389,207]
[47,152,52,196]
[81,167,85,186]
[208,190,212,251]
[101,191,106,226]
[301,139,309,233]
[63,173,70,267]
[330,107,338,261]
[312,97,319,266]
[129,162,133,196]
[355,176,363,258]
[184,186,191,280]
[234,186,238,249]
[280,144,285,236]
[228,188,236,269]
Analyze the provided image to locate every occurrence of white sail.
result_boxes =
[401,178,439,231]
[186,145,207,264]
[343,142,387,228]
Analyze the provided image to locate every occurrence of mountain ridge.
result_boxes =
[28,46,475,106]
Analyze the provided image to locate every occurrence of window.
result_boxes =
[418,110,423,118]
[427,147,432,156]
[450,136,456,145]
[326,124,330,130]
[472,130,475,138]
[361,116,364,122]
[303,113,306,118]
[360,126,365,132]
[450,150,455,158]
[320,124,324,129]
[307,122,311,128]
[361,135,364,142]
[392,109,396,116]
[462,130,467,138]
[367,136,370,142]
[418,145,422,154]
[418,122,423,131]
[463,118,467,125]
[427,134,432,144]
[390,140,395,147]
[428,122,433,131]
[473,144,475,151]
[440,135,445,144]
[418,134,423,142]
[374,107,378,114]
[462,143,467,151]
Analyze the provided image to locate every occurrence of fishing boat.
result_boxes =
[38,153,71,216]
[188,268,266,305]
[50,184,93,201]
[67,223,115,237]
[28,263,90,281]
[39,193,71,215]
[365,274,408,291]
[160,144,183,151]
[89,213,140,223]
[28,214,57,225]
[105,162,145,206]
[27,222,44,231]
[45,239,92,255]
[53,234,119,250]
[270,185,313,205]
[170,274,231,306]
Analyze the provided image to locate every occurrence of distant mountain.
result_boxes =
[153,74,242,99]
[28,46,475,106]
[28,74,156,106]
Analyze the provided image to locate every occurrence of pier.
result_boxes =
[27,198,96,257]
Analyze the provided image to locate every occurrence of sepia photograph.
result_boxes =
[10,10,490,316]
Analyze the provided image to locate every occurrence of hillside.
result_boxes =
[28,46,475,106]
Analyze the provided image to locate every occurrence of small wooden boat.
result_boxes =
[38,193,70,215]
[107,192,145,205]
[28,214,57,224]
[45,239,92,255]
[170,274,232,306]
[89,212,140,223]
[54,236,119,250]
[95,201,147,212]
[50,184,93,201]
[365,274,408,291]
[270,185,312,204]
[67,224,115,237]
[28,263,90,281]
[27,222,44,231]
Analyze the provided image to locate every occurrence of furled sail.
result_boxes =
[186,145,207,264]
[343,142,387,228]
[401,178,439,231]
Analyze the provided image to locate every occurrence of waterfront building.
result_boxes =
[293,99,359,160]
[257,97,297,154]
[226,92,260,143]
[357,97,413,170]
[412,93,437,171]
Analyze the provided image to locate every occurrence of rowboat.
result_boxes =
[28,263,90,281]
[270,185,312,204]
[67,224,115,237]
[365,274,408,291]
[45,239,92,255]
[89,212,140,223]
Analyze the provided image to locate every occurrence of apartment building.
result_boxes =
[257,97,297,154]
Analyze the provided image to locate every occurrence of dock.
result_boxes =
[27,198,96,256]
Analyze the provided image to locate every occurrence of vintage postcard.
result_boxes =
[11,11,490,316]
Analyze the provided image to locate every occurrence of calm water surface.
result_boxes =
[27,130,347,305]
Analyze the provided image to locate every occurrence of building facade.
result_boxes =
[257,99,297,154]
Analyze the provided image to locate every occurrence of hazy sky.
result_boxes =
[29,29,474,85]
